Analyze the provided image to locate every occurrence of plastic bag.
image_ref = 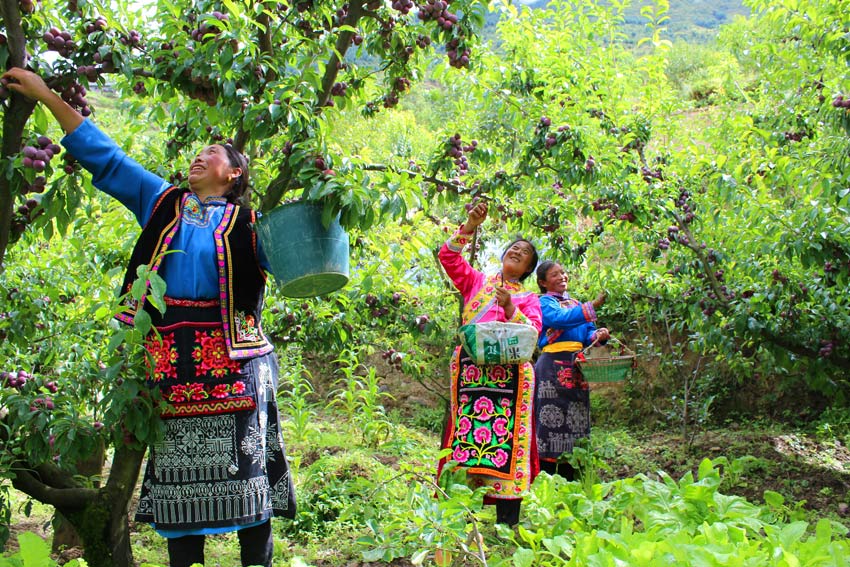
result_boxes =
[458,321,538,365]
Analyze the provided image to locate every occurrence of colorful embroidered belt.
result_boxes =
[164,296,220,308]
[542,341,583,353]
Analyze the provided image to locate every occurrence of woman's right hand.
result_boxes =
[462,201,488,233]
[592,291,607,309]
[2,68,54,103]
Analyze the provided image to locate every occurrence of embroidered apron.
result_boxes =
[533,348,590,461]
[135,302,296,530]
[440,284,536,500]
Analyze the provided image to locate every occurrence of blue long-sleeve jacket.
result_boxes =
[538,292,598,349]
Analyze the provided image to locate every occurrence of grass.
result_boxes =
[3,395,849,565]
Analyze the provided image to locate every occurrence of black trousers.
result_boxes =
[167,520,274,567]
[494,499,521,526]
[539,459,576,481]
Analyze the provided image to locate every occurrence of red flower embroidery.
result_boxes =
[231,381,246,395]
[210,384,230,399]
[169,384,188,403]
[192,329,242,378]
[146,333,178,382]
[189,382,208,401]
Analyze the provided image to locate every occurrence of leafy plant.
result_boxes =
[328,348,394,448]
[0,532,87,566]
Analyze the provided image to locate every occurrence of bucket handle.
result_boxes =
[581,336,634,358]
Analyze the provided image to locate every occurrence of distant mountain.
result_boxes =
[485,0,751,44]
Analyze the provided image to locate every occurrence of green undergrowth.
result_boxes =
[4,414,849,566]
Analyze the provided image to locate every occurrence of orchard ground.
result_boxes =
[4,365,849,566]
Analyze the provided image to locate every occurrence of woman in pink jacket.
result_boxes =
[436,201,542,526]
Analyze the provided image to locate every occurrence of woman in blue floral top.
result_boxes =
[534,261,609,479]
[5,67,294,567]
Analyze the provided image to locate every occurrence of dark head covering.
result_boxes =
[220,144,250,207]
[536,260,557,293]
[501,237,539,282]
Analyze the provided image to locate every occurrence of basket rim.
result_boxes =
[581,336,635,357]
[579,355,635,364]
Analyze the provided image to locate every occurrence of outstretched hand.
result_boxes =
[1,67,83,134]
[1,68,53,103]
[592,291,607,309]
[462,201,488,233]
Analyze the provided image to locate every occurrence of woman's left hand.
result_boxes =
[495,286,516,318]
[595,327,610,342]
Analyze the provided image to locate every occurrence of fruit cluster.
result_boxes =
[417,0,458,30]
[381,347,405,369]
[771,269,789,284]
[819,339,836,358]
[330,81,347,97]
[414,314,430,332]
[445,133,475,175]
[190,12,229,43]
[22,136,62,173]
[590,197,619,219]
[84,16,107,34]
[45,77,93,116]
[832,95,850,109]
[674,187,695,224]
[1,369,31,390]
[92,50,116,72]
[446,38,470,68]
[19,0,34,14]
[23,175,47,194]
[9,198,42,240]
[391,0,415,15]
[119,29,143,48]
[43,27,76,57]
[641,165,663,182]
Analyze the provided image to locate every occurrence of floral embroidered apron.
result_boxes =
[439,286,537,500]
[135,302,295,531]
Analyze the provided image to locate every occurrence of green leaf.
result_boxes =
[410,549,429,565]
[18,532,51,567]
[360,548,386,562]
[763,490,785,508]
[512,547,535,567]
[134,309,152,336]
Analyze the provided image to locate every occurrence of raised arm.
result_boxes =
[437,201,489,299]
[3,68,170,225]
[540,294,597,330]
[3,68,83,134]
[438,227,483,299]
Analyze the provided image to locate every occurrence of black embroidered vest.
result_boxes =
[115,187,272,359]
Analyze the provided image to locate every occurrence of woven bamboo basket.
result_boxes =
[575,337,636,383]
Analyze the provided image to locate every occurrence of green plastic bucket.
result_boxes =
[256,201,350,297]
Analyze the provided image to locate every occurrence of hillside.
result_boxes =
[485,0,750,44]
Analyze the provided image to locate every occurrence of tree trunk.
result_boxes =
[52,441,106,554]
[51,445,144,567]
[0,0,37,269]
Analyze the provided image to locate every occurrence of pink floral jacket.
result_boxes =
[438,227,542,332]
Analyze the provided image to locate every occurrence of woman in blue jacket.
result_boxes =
[534,261,609,479]
[4,67,294,567]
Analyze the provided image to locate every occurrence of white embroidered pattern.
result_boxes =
[155,414,237,483]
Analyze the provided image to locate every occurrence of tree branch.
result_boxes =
[10,463,97,509]
[260,5,364,212]
[0,0,38,269]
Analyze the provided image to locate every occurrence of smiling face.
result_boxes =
[501,240,536,281]
[187,144,241,200]
[539,263,568,294]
